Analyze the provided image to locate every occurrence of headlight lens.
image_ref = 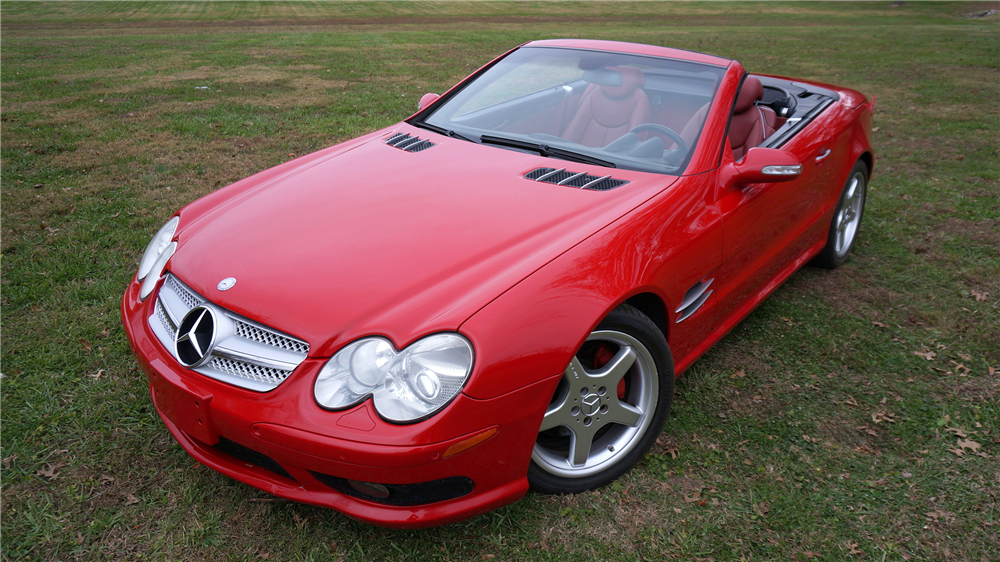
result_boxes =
[314,333,474,423]
[137,216,179,282]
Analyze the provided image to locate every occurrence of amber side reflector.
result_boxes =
[442,427,498,459]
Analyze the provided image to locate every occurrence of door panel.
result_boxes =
[714,124,837,322]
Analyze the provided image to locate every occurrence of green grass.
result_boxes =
[2,2,999,561]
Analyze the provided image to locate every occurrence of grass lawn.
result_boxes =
[2,2,998,560]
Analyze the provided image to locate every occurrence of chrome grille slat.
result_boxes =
[208,357,290,386]
[156,299,177,341]
[233,318,309,355]
[147,273,308,392]
[167,274,202,309]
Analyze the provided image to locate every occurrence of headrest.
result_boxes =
[598,65,646,100]
[735,76,764,113]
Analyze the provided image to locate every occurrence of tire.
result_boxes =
[813,160,869,269]
[528,304,674,494]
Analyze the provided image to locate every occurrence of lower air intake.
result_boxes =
[311,472,474,506]
[213,437,294,481]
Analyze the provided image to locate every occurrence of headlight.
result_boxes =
[314,333,474,423]
[137,216,179,282]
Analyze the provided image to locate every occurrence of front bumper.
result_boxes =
[122,280,557,528]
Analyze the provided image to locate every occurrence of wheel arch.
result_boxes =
[624,292,669,342]
[858,150,874,178]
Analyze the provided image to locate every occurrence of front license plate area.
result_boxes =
[151,378,219,446]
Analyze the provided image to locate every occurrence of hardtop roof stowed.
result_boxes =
[524,39,733,68]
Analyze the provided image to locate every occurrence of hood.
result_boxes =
[169,125,677,356]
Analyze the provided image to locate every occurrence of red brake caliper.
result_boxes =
[591,344,627,400]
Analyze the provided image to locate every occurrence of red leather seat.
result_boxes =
[561,66,651,148]
[729,76,777,160]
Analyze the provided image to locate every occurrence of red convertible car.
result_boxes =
[122,39,873,527]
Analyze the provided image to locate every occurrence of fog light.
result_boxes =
[348,479,390,499]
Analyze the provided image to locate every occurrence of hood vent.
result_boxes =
[524,167,629,191]
[385,132,436,153]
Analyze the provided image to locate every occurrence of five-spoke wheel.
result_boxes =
[528,305,673,493]
[814,160,869,269]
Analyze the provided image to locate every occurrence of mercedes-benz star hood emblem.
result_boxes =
[217,277,236,291]
[175,306,217,367]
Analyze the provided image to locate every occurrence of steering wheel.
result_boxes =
[628,124,690,155]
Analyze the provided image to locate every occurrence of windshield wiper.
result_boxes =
[479,135,616,168]
[410,121,478,143]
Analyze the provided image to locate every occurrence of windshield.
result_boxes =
[416,46,726,175]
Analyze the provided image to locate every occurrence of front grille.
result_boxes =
[523,167,629,191]
[310,472,475,506]
[385,132,435,153]
[148,273,309,392]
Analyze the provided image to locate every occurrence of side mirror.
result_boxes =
[735,147,802,184]
[418,93,440,111]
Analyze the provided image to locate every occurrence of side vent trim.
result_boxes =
[524,167,629,191]
[385,133,436,153]
[675,278,714,323]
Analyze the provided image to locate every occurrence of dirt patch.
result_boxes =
[941,217,1000,251]
[790,266,901,318]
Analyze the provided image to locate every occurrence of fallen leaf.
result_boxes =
[901,471,912,478]
[841,396,860,407]
[971,289,989,302]
[683,492,701,503]
[912,350,936,361]
[872,320,889,328]
[856,425,879,437]
[803,435,822,443]
[731,370,746,379]
[872,412,896,424]
[2,454,17,468]
[673,507,682,514]
[87,369,106,381]
[101,475,115,485]
[924,509,952,522]
[956,439,981,452]
[947,448,965,457]
[125,494,139,506]
[743,458,754,466]
[802,551,820,559]
[846,541,863,555]
[36,462,65,479]
[944,426,969,438]
[989,366,996,376]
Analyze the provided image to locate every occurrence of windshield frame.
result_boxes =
[408,45,728,176]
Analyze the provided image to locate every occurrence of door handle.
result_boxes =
[815,148,832,163]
